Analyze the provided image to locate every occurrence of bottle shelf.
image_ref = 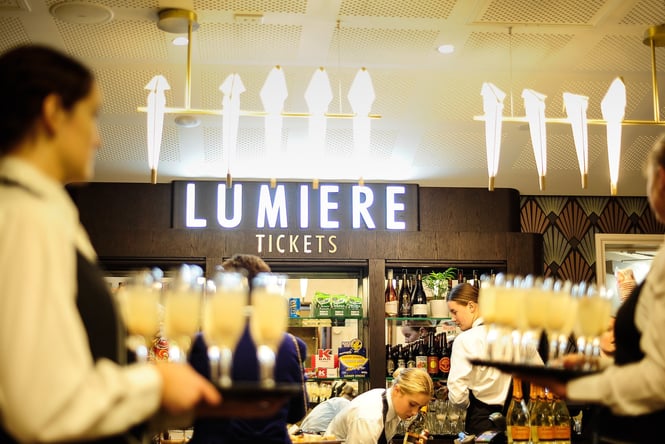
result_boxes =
[385,317,451,323]
[288,317,366,327]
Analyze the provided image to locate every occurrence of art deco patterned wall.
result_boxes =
[520,196,665,282]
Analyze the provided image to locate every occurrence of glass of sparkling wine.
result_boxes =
[203,270,248,387]
[522,276,549,362]
[163,264,204,363]
[115,269,162,362]
[573,283,612,370]
[478,274,499,360]
[544,279,576,365]
[249,272,288,388]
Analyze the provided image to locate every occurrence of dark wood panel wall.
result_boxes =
[69,182,542,388]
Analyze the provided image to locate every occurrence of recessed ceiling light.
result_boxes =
[49,1,114,25]
[174,115,201,128]
[437,44,455,54]
[173,36,189,46]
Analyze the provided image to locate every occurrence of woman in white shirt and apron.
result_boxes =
[326,368,433,444]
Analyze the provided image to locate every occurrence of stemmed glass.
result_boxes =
[544,279,577,365]
[163,264,204,363]
[492,274,522,362]
[573,283,613,370]
[522,276,549,362]
[478,273,499,360]
[115,268,162,362]
[203,270,248,387]
[249,272,288,388]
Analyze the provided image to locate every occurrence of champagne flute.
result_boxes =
[203,270,248,387]
[573,283,612,370]
[544,279,576,365]
[115,268,162,362]
[478,273,498,360]
[522,276,549,363]
[163,264,203,363]
[249,272,288,388]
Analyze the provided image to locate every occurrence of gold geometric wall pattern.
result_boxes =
[521,196,664,283]
[555,200,591,247]
[597,200,632,234]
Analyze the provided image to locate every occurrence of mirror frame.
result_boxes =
[595,233,663,287]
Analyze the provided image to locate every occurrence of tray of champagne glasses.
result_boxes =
[469,359,599,382]
[197,382,303,419]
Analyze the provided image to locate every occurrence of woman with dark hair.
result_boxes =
[446,283,540,436]
[0,45,220,443]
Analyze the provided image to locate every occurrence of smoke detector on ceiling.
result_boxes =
[49,1,114,25]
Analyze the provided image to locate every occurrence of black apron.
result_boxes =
[0,178,139,443]
[465,390,504,436]
[596,280,665,443]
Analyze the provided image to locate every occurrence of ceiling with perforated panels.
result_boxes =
[1,0,665,195]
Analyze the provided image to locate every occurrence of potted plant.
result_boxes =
[423,268,457,318]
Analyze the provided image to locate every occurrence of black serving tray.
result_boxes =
[469,359,598,382]
[197,382,303,419]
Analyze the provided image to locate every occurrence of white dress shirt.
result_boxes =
[0,157,165,442]
[326,388,399,444]
[447,317,543,409]
[567,237,665,415]
[447,318,512,408]
[300,396,351,433]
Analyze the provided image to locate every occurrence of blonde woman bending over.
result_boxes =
[325,368,433,444]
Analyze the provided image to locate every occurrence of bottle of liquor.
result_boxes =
[385,269,398,317]
[406,343,417,368]
[527,383,539,444]
[399,270,412,317]
[552,393,571,444]
[438,332,451,379]
[533,386,554,443]
[427,332,439,376]
[396,344,406,369]
[506,377,530,444]
[415,337,428,369]
[472,269,480,289]
[410,270,428,317]
[457,268,465,285]
[403,405,430,444]
[386,344,396,377]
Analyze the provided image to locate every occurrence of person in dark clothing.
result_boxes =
[525,134,665,443]
[189,254,308,443]
[0,44,220,444]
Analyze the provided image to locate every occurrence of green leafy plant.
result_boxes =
[423,268,457,300]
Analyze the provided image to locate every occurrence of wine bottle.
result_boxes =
[410,270,428,317]
[552,393,571,444]
[528,383,539,444]
[403,406,430,444]
[427,332,439,376]
[399,270,412,317]
[472,269,480,289]
[415,337,428,369]
[506,377,530,444]
[385,269,398,317]
[438,332,451,379]
[406,343,417,368]
[396,344,406,369]
[533,386,554,443]
[386,344,396,377]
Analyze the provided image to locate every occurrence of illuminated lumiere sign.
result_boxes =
[172,181,418,232]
